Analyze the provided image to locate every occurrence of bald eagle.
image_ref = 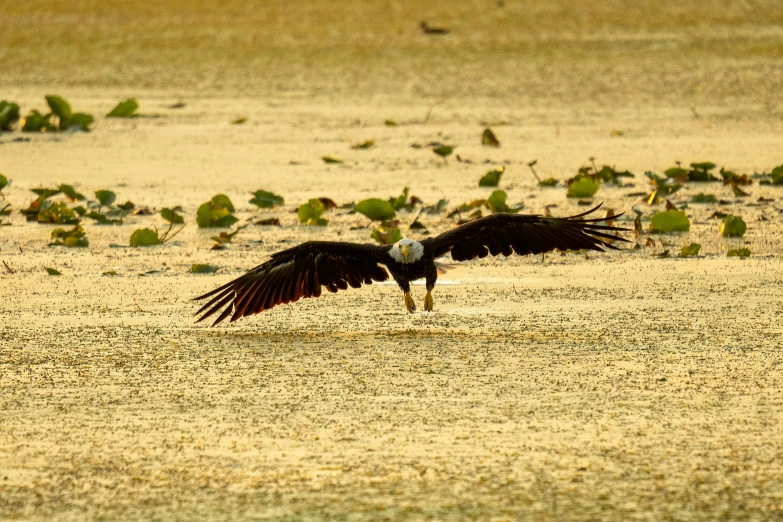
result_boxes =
[194,205,628,325]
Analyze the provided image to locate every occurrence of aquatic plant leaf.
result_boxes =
[649,209,690,233]
[249,190,284,208]
[727,248,751,258]
[731,184,750,197]
[212,214,239,227]
[432,146,453,158]
[84,212,114,224]
[567,177,600,198]
[190,264,219,273]
[130,228,160,246]
[231,117,247,125]
[103,271,118,276]
[22,110,55,132]
[481,128,500,147]
[45,267,62,275]
[95,190,116,207]
[679,243,701,257]
[352,140,375,149]
[0,101,21,131]
[161,208,184,224]
[479,167,504,187]
[45,95,72,122]
[211,229,240,244]
[384,120,397,126]
[423,199,448,214]
[50,225,89,247]
[389,187,410,210]
[254,217,281,226]
[38,202,79,224]
[691,193,717,203]
[538,178,558,187]
[322,156,343,164]
[720,215,746,237]
[57,184,85,201]
[107,99,139,118]
[355,198,396,221]
[63,113,94,131]
[298,199,327,225]
[197,195,237,227]
[211,194,234,213]
[371,227,403,245]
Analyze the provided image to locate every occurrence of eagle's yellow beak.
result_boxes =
[400,244,410,260]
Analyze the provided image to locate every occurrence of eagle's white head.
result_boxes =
[389,238,424,264]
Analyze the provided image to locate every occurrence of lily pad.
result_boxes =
[95,190,116,207]
[481,128,500,147]
[567,177,600,198]
[432,146,453,160]
[720,215,746,237]
[45,267,62,276]
[649,209,690,233]
[249,189,284,208]
[479,167,504,187]
[322,156,343,164]
[107,99,139,118]
[355,198,396,221]
[538,178,558,187]
[161,208,184,224]
[727,248,751,258]
[389,187,410,211]
[678,243,701,257]
[691,193,718,204]
[190,264,219,274]
[38,202,79,224]
[22,110,55,132]
[371,227,403,245]
[45,95,72,122]
[298,199,328,226]
[352,140,375,149]
[0,101,21,131]
[487,190,522,213]
[196,195,238,228]
[130,228,160,246]
[50,225,89,247]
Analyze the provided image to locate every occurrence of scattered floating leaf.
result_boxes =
[0,101,21,131]
[161,207,184,224]
[538,178,558,187]
[319,198,338,210]
[102,271,118,276]
[50,225,89,247]
[371,227,403,245]
[422,199,448,214]
[384,120,397,126]
[249,189,284,209]
[432,145,454,162]
[197,194,238,228]
[610,130,624,136]
[352,139,375,149]
[0,174,8,195]
[691,193,718,204]
[665,162,719,182]
[388,187,410,211]
[479,167,504,187]
[481,128,500,147]
[38,201,79,224]
[731,184,750,197]
[727,248,751,258]
[190,264,219,274]
[107,99,139,118]
[231,117,248,125]
[645,172,682,204]
[322,156,343,164]
[95,190,116,207]
[130,228,160,246]
[567,176,600,198]
[298,199,328,226]
[355,198,396,221]
[487,190,522,213]
[720,215,747,237]
[211,229,239,244]
[45,267,62,276]
[254,217,281,226]
[649,209,690,233]
[22,110,55,132]
[679,243,701,257]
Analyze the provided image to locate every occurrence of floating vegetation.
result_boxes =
[254,217,281,226]
[720,167,750,185]
[190,264,219,274]
[50,225,89,247]
[422,199,448,214]
[371,227,403,245]
[0,174,8,197]
[106,99,139,118]
[479,167,504,187]
[567,176,600,198]
[130,208,185,246]
[298,199,328,226]
[0,101,21,131]
[691,193,718,204]
[211,229,240,247]
[21,96,94,132]
[665,162,719,182]
[481,128,500,147]
[678,243,701,257]
[720,215,747,237]
[649,209,690,233]
[85,191,134,224]
[384,120,397,126]
[355,198,396,222]
[388,187,411,211]
[645,172,682,205]
[322,156,343,164]
[759,165,783,185]
[45,267,62,276]
[231,117,247,125]
[38,201,80,224]
[487,190,523,214]
[727,248,751,258]
[196,194,238,228]
[432,145,454,163]
[352,139,375,149]
[249,189,284,209]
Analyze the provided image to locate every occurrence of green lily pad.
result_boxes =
[481,128,500,147]
[355,198,396,221]
[322,156,343,164]
[161,208,184,224]
[231,117,247,125]
[649,209,690,233]
[384,120,397,126]
[567,177,600,198]
[538,178,558,187]
[45,95,72,122]
[371,227,403,245]
[0,101,21,131]
[130,228,160,246]
[95,190,116,207]
[432,146,453,159]
[190,264,219,274]
[197,195,238,228]
[249,189,284,208]
[479,167,504,187]
[389,187,410,210]
[352,139,375,149]
[727,248,751,258]
[50,225,89,247]
[691,193,718,203]
[720,215,746,237]
[22,110,55,132]
[38,202,79,224]
[678,243,701,257]
[45,267,62,276]
[298,199,328,226]
[107,99,139,118]
[63,113,94,131]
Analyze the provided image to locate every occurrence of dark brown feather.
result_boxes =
[426,204,629,261]
[193,241,389,325]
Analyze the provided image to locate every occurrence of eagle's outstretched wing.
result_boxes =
[425,205,630,261]
[193,241,390,325]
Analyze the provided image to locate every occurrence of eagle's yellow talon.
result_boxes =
[404,292,416,313]
[424,290,434,312]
